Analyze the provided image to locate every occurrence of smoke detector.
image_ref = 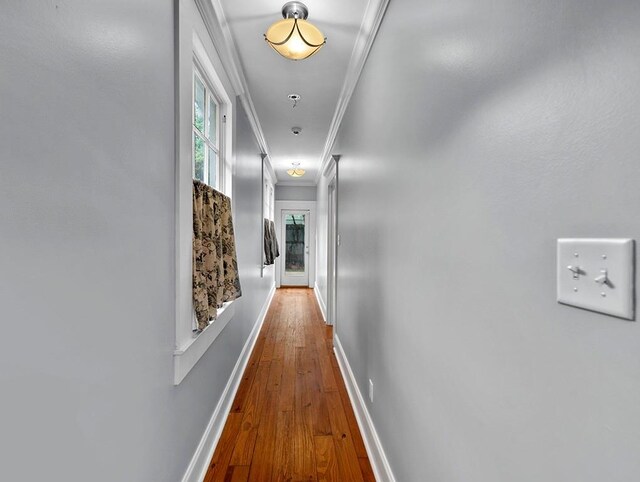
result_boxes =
[287,93,301,107]
[291,126,302,135]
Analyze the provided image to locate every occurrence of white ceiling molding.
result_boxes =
[315,0,390,184]
[194,0,271,159]
[276,180,318,187]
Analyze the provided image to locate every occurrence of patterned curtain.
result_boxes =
[193,180,242,331]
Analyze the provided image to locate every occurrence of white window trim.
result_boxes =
[174,29,235,385]
[264,176,274,222]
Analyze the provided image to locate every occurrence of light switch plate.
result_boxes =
[557,239,635,320]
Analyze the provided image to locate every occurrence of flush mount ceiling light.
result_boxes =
[264,2,326,61]
[287,162,306,178]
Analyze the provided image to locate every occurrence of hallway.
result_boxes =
[204,288,374,482]
[3,1,640,481]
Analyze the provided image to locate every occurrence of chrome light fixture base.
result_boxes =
[282,1,308,19]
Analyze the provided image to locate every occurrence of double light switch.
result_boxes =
[557,239,635,320]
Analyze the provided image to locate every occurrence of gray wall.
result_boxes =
[0,2,271,481]
[275,184,317,201]
[232,103,274,359]
[334,1,640,481]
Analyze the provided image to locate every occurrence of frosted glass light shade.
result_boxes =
[287,167,306,177]
[265,18,326,60]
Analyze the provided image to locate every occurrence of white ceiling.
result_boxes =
[219,0,370,183]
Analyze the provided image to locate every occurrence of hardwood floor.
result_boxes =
[204,288,375,482]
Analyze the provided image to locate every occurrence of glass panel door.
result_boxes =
[285,213,306,273]
[281,210,310,286]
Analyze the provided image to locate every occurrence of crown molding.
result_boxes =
[276,180,317,187]
[194,0,271,158]
[315,0,390,184]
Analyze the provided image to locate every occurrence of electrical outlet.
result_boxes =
[368,379,374,403]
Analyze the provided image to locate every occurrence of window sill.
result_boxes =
[173,300,236,385]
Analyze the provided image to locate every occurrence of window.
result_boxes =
[263,177,274,264]
[191,63,228,335]
[174,25,235,385]
[193,66,221,188]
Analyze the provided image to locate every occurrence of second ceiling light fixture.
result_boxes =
[287,162,306,178]
[264,2,326,60]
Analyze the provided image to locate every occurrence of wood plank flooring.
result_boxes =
[204,288,375,482]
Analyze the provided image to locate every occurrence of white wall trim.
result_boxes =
[263,156,278,186]
[333,335,396,482]
[276,180,317,187]
[180,284,276,482]
[314,282,327,322]
[194,0,271,159]
[322,156,337,180]
[315,0,390,183]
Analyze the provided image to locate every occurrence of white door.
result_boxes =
[281,210,310,286]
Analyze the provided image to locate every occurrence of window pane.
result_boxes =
[208,147,217,188]
[207,96,217,143]
[194,75,205,132]
[285,214,306,273]
[193,133,205,182]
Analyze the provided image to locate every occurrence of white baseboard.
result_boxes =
[181,284,276,482]
[313,282,327,322]
[333,335,396,482]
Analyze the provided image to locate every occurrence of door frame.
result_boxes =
[327,176,337,326]
[280,209,311,286]
[275,200,316,288]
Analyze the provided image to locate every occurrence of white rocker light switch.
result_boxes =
[557,239,635,320]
